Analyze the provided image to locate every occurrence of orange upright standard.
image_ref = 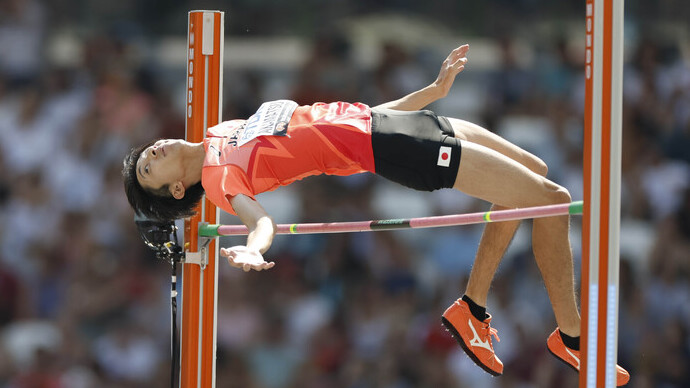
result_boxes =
[181,10,224,388]
[580,1,624,387]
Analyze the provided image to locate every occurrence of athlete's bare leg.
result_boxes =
[448,119,547,307]
[448,120,580,335]
[463,208,519,305]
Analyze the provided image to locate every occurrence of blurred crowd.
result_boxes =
[0,0,689,387]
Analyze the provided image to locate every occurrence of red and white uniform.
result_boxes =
[202,102,374,215]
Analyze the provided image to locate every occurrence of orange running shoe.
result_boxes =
[441,299,503,376]
[547,328,630,386]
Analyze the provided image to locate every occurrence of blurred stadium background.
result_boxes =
[0,0,689,387]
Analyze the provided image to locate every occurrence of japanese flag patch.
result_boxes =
[437,146,452,167]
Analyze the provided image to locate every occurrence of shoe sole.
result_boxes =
[441,317,501,376]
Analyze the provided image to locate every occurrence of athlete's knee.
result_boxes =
[548,184,572,204]
[536,158,548,177]
[527,156,548,177]
[531,177,572,206]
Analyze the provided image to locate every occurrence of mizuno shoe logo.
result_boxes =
[468,319,493,351]
[565,347,580,370]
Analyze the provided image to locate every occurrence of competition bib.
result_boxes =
[237,100,298,146]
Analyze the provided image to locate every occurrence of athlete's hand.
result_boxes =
[220,246,275,272]
[433,44,469,97]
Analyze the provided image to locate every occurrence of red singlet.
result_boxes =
[202,102,375,215]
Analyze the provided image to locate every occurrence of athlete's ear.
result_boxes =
[170,181,186,200]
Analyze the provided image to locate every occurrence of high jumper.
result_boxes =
[123,44,629,385]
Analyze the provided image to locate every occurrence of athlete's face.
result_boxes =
[136,139,187,195]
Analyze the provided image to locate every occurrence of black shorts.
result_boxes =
[371,108,461,191]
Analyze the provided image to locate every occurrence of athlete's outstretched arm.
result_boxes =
[374,44,469,111]
[220,194,276,272]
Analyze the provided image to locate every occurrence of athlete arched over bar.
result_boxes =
[122,44,629,385]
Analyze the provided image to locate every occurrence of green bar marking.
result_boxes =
[569,200,584,215]
[198,224,220,237]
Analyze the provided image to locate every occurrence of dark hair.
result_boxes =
[122,140,205,221]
